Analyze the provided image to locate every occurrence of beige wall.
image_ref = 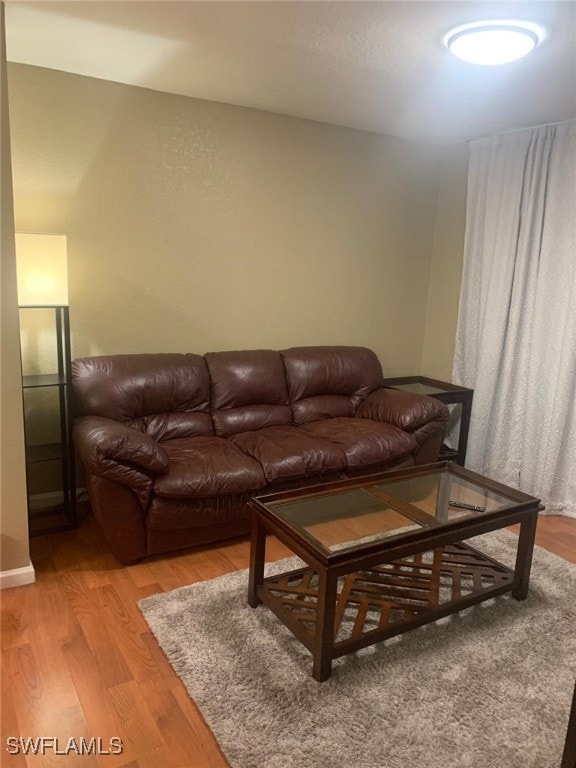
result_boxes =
[8,63,446,375]
[0,6,31,574]
[7,63,468,504]
[421,144,469,380]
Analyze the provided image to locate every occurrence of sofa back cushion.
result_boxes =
[205,350,292,437]
[281,346,384,425]
[72,354,213,440]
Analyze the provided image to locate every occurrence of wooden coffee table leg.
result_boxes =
[248,515,266,608]
[512,511,538,600]
[312,569,338,682]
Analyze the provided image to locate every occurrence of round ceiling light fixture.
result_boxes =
[446,21,544,65]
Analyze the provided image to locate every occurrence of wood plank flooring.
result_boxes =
[1,511,575,768]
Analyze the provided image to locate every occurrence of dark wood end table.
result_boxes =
[381,376,473,466]
[248,462,542,681]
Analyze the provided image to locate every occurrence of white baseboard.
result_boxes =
[0,562,35,589]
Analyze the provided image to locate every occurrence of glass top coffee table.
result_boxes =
[248,462,543,681]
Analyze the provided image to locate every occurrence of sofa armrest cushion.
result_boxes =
[355,389,449,433]
[74,416,169,473]
[74,417,169,509]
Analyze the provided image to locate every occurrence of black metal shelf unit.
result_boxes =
[20,305,77,535]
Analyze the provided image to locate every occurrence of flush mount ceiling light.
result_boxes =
[446,21,544,65]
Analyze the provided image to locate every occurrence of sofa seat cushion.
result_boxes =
[154,437,266,499]
[301,418,417,469]
[229,425,346,483]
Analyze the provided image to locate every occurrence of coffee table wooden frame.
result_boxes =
[248,462,542,681]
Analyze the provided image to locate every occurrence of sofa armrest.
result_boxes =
[74,416,169,472]
[73,416,169,507]
[355,388,449,432]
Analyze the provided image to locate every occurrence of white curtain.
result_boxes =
[453,120,576,517]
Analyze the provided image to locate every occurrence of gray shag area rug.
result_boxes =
[139,530,576,768]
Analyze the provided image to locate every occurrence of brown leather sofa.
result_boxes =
[72,346,449,564]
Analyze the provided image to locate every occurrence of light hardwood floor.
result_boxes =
[1,511,575,768]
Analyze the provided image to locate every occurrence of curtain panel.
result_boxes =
[453,120,576,517]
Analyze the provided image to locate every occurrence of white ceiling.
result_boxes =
[5,1,576,143]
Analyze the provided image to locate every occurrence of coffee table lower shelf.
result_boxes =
[258,541,514,668]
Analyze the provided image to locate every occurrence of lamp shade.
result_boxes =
[15,233,69,306]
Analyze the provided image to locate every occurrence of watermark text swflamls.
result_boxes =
[6,737,124,756]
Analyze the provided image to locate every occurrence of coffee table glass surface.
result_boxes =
[267,465,522,557]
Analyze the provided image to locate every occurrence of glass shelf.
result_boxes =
[23,374,67,388]
[22,373,68,389]
[26,442,65,463]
